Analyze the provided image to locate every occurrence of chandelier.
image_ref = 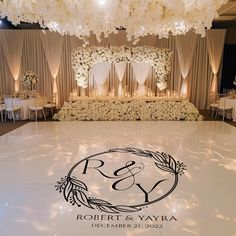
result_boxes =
[0,0,227,44]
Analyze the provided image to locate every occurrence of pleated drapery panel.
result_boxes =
[0,42,14,95]
[206,30,227,94]
[0,30,24,92]
[132,62,151,96]
[115,62,126,97]
[156,37,182,95]
[175,32,198,95]
[187,37,213,109]
[40,31,63,106]
[57,36,75,107]
[91,62,111,96]
[21,31,53,99]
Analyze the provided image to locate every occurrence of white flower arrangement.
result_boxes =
[22,70,38,90]
[53,97,203,121]
[0,0,227,43]
[72,46,172,90]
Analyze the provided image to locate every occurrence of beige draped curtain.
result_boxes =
[0,42,14,94]
[40,31,63,105]
[156,37,182,93]
[176,32,198,95]
[56,36,76,106]
[206,30,227,94]
[187,37,213,108]
[115,62,126,96]
[21,31,53,98]
[0,29,226,109]
[0,30,24,92]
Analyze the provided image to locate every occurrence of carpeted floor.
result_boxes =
[0,120,29,136]
[0,109,235,136]
[0,117,55,136]
[199,109,236,127]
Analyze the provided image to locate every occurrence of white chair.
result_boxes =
[209,92,219,117]
[43,95,56,118]
[215,94,233,122]
[4,96,21,123]
[0,103,6,122]
[28,97,47,122]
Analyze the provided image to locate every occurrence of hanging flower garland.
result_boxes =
[71,46,172,90]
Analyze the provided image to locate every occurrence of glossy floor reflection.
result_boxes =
[0,121,236,236]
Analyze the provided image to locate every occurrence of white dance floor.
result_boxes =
[0,121,235,236]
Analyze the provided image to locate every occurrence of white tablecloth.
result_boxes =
[224,98,236,122]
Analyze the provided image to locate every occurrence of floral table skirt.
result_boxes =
[53,97,203,121]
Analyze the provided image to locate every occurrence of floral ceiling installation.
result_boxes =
[0,0,227,43]
[72,46,172,89]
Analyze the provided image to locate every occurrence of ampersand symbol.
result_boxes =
[112,161,144,191]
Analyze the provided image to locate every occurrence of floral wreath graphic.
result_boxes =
[55,148,186,214]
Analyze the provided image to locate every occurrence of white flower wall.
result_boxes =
[72,46,172,89]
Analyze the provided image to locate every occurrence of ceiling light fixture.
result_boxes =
[0,0,228,44]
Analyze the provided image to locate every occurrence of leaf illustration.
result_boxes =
[161,152,177,171]
[155,163,175,173]
[129,148,150,157]
[152,152,166,163]
[73,193,81,207]
[111,147,150,157]
[63,180,73,201]
[114,205,141,213]
[109,148,129,153]
[70,178,88,191]
[74,190,93,209]
[132,148,151,157]
[90,198,112,206]
[127,148,146,155]
[97,205,119,214]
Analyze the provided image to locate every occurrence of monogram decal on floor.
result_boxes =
[55,148,186,214]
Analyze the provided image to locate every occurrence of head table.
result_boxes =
[54,96,203,121]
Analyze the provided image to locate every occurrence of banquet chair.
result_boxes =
[28,96,47,122]
[215,94,233,122]
[0,102,6,122]
[209,92,219,117]
[43,95,56,118]
[3,96,21,123]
